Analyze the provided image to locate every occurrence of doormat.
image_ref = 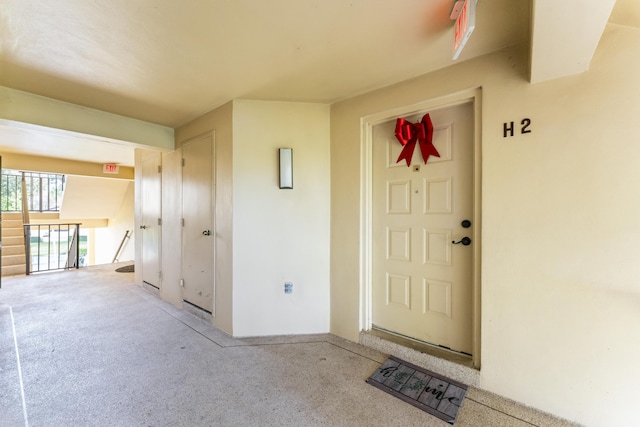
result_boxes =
[115,264,134,273]
[366,356,467,425]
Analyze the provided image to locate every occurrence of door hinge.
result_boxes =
[181,218,185,227]
[158,165,162,173]
[180,278,184,287]
[182,158,185,167]
[157,218,162,226]
[158,271,162,280]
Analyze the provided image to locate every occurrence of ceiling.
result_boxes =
[0,0,638,168]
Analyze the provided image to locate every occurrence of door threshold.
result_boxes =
[142,281,160,295]
[370,327,474,368]
[183,299,213,322]
[361,328,480,387]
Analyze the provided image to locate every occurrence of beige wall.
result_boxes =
[165,100,331,336]
[157,148,183,308]
[1,152,134,180]
[231,100,330,336]
[173,101,234,333]
[94,181,135,264]
[28,213,107,228]
[60,176,132,219]
[329,24,640,425]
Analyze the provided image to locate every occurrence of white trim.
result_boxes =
[359,88,483,368]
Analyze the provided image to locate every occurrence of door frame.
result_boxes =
[139,150,162,290]
[181,131,217,317]
[359,88,482,368]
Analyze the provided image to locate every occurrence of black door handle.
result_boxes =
[452,237,471,246]
[202,230,211,236]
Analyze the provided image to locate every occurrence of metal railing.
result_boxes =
[24,223,82,274]
[112,230,131,263]
[1,171,65,212]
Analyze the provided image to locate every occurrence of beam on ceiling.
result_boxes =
[529,0,616,83]
[0,86,174,151]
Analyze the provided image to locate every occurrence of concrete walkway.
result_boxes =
[0,264,577,426]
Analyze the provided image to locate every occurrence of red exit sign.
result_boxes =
[103,163,120,174]
[453,0,476,60]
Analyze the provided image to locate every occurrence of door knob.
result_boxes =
[140,225,147,230]
[461,220,472,228]
[452,237,471,246]
[202,230,211,236]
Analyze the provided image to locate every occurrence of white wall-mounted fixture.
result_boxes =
[279,148,293,189]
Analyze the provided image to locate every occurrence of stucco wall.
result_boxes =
[329,25,640,425]
[94,180,134,264]
[158,148,183,308]
[1,152,133,180]
[231,100,331,336]
[174,101,234,334]
[166,100,331,336]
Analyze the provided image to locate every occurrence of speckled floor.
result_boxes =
[0,264,578,427]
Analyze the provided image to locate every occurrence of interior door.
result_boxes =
[140,152,162,288]
[182,133,214,313]
[372,102,474,354]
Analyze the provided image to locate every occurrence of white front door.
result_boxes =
[372,102,474,354]
[140,152,161,288]
[182,133,214,313]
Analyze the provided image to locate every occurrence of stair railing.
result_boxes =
[22,173,30,275]
[112,230,131,263]
[1,170,65,213]
[24,223,82,274]
[21,172,30,225]
[65,225,81,269]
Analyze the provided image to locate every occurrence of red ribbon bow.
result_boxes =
[394,114,440,167]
